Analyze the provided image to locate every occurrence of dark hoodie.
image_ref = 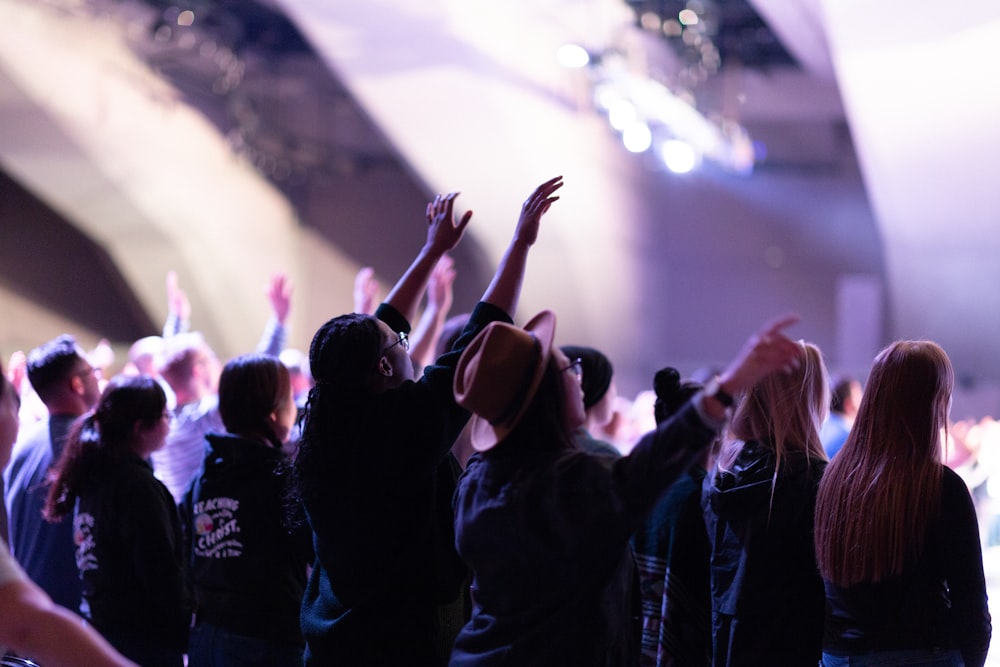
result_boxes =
[183,433,313,646]
[701,440,826,667]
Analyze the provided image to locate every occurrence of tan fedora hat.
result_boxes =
[454,310,557,451]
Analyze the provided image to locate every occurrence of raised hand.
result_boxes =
[721,314,803,394]
[353,267,380,315]
[514,176,563,246]
[425,192,473,254]
[166,270,191,322]
[427,255,456,314]
[267,272,293,325]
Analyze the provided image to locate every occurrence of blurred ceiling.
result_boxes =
[1,0,998,400]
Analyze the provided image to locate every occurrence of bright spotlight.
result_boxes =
[623,123,652,153]
[608,100,636,131]
[556,44,590,69]
[660,139,698,174]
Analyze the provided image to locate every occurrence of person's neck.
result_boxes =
[45,396,86,418]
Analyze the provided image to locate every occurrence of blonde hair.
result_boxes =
[814,341,952,586]
[718,341,829,475]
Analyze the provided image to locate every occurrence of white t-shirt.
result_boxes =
[1,536,29,656]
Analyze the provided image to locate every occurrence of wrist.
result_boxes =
[704,375,735,409]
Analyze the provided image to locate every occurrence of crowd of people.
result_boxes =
[0,178,994,666]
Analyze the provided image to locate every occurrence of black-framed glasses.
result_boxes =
[382,330,410,354]
[562,357,583,379]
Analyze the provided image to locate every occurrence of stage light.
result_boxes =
[659,139,698,174]
[556,44,590,69]
[623,122,652,153]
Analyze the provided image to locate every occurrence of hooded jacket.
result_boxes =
[701,440,826,667]
[183,433,313,646]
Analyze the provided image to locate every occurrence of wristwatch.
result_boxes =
[704,376,734,408]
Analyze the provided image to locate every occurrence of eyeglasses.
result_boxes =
[382,330,410,354]
[562,357,583,379]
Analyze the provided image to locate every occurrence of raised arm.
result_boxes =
[409,255,457,370]
[162,270,191,338]
[257,272,292,356]
[384,192,472,323]
[481,176,563,316]
[353,267,380,316]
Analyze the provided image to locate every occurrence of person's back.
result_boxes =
[701,342,829,666]
[702,442,826,665]
[815,341,991,667]
[5,415,80,610]
[631,368,711,667]
[184,354,312,666]
[44,375,191,667]
[3,335,100,612]
[186,434,311,657]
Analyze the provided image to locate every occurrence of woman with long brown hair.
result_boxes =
[814,341,991,666]
[701,341,829,666]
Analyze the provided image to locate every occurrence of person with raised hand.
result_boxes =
[292,176,563,666]
[448,314,802,666]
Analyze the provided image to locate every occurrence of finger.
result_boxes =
[760,313,800,337]
[455,210,474,234]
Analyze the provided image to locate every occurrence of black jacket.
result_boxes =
[183,433,313,646]
[75,453,191,650]
[701,441,826,667]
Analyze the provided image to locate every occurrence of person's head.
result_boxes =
[307,313,413,400]
[1,361,22,468]
[90,374,170,458]
[158,332,219,404]
[833,375,863,420]
[294,312,412,482]
[560,345,617,430]
[847,340,952,465]
[219,354,295,448]
[44,374,168,522]
[652,367,702,426]
[454,311,584,454]
[127,335,164,376]
[723,341,829,469]
[26,334,101,415]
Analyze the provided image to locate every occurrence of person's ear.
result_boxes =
[377,356,393,377]
[69,374,85,396]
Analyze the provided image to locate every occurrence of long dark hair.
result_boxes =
[815,341,951,586]
[218,354,291,449]
[44,374,165,521]
[292,313,382,496]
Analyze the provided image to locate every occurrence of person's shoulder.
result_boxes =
[941,463,972,494]
[6,419,54,478]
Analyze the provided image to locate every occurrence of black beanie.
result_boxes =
[561,345,613,410]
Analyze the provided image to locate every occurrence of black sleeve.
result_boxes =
[940,467,991,667]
